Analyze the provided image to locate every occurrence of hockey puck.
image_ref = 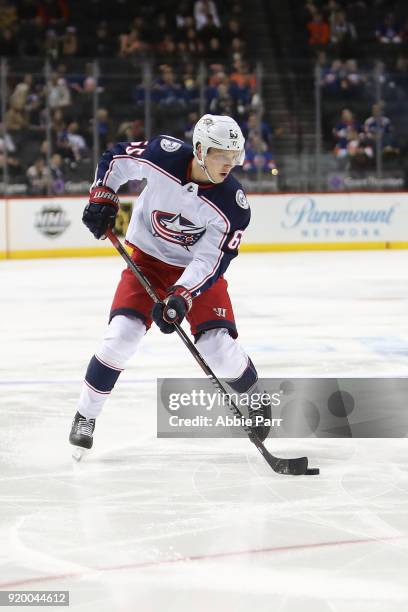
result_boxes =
[305,468,320,475]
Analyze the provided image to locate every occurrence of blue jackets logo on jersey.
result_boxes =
[160,138,182,153]
[151,211,206,250]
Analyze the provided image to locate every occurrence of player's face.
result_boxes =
[205,148,240,183]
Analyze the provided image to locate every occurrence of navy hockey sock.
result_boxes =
[227,358,271,441]
[84,355,123,394]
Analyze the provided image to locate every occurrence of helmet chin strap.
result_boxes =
[197,149,218,184]
[202,161,217,184]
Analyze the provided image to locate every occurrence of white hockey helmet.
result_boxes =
[193,114,245,168]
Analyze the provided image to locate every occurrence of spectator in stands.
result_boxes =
[0,131,22,177]
[25,88,42,125]
[116,119,144,142]
[194,0,220,31]
[208,65,226,88]
[184,25,204,56]
[331,109,376,169]
[330,10,357,57]
[307,12,330,49]
[16,76,44,127]
[119,24,146,57]
[26,157,50,195]
[199,14,220,48]
[175,14,194,42]
[242,111,273,145]
[175,2,193,28]
[243,133,277,174]
[324,0,341,24]
[68,62,99,98]
[229,60,257,116]
[0,154,22,178]
[5,102,27,133]
[206,37,224,63]
[364,60,400,107]
[52,108,66,141]
[64,121,87,161]
[9,74,33,109]
[50,153,65,194]
[225,18,243,46]
[0,152,21,178]
[376,13,402,44]
[230,60,256,92]
[345,129,374,169]
[209,82,236,116]
[94,108,112,151]
[321,59,343,96]
[363,103,396,150]
[152,68,186,107]
[181,68,199,106]
[340,59,365,98]
[44,28,60,61]
[48,74,71,110]
[332,108,361,158]
[304,1,319,19]
[62,26,79,56]
[157,34,177,56]
[229,36,246,60]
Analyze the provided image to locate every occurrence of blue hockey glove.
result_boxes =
[152,286,193,334]
[83,186,119,239]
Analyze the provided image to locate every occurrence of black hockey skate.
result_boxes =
[69,411,95,461]
[248,394,271,442]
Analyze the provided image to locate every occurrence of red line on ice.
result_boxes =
[1,534,407,588]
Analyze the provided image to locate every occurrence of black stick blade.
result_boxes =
[270,455,309,476]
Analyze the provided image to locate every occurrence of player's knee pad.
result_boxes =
[196,328,249,379]
[96,315,146,369]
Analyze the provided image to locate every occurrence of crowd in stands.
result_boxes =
[0,0,246,62]
[304,0,408,58]
[332,104,398,170]
[298,0,408,173]
[0,0,276,193]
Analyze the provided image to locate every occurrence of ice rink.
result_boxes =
[1,249,408,611]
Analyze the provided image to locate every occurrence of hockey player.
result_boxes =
[69,114,271,455]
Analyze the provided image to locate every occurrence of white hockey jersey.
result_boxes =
[93,136,250,297]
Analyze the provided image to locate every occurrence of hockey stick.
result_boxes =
[106,229,318,476]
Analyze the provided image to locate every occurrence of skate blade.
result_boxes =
[71,446,89,462]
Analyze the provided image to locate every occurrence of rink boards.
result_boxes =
[0,192,407,259]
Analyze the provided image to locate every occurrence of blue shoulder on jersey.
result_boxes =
[95,136,193,186]
[142,136,193,180]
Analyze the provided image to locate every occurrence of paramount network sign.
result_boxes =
[281,196,398,239]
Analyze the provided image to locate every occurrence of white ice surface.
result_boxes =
[0,250,408,612]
